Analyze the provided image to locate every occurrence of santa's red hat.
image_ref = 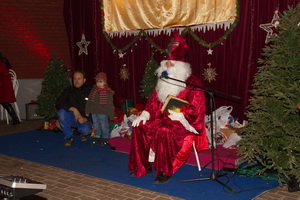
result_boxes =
[168,30,188,62]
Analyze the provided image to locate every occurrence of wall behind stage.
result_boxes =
[0,0,70,79]
[64,0,300,121]
[1,1,299,121]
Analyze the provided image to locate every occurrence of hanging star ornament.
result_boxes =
[119,65,130,81]
[118,52,126,58]
[203,63,217,83]
[76,33,90,55]
[207,48,213,55]
[259,9,280,43]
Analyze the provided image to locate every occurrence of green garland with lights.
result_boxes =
[100,0,240,52]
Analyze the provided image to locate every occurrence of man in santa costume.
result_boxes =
[128,31,208,184]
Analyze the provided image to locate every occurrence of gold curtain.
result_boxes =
[103,0,237,33]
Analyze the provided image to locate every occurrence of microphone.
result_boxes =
[160,71,169,79]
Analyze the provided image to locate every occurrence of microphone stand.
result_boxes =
[161,74,240,193]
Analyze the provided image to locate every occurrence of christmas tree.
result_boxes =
[140,54,159,99]
[36,55,70,120]
[238,4,300,186]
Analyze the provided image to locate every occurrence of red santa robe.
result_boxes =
[128,74,208,177]
[0,62,16,103]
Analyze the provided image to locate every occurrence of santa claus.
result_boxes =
[128,31,208,184]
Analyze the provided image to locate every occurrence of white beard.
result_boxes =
[155,60,192,103]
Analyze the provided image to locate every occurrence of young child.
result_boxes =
[85,72,115,146]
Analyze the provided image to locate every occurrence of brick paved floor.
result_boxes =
[1,120,300,200]
[0,154,182,200]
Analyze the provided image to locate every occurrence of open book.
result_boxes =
[161,95,189,114]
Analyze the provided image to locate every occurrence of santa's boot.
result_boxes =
[1,102,21,125]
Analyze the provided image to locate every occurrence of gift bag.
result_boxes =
[209,106,233,131]
[214,106,233,129]
[222,133,242,149]
[205,106,233,147]
[119,114,132,138]
[110,124,121,138]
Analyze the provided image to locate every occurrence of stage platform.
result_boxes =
[109,137,243,170]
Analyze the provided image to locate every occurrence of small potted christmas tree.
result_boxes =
[140,54,159,99]
[36,55,70,128]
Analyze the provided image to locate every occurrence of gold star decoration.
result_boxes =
[76,33,90,55]
[119,65,130,81]
[203,63,217,83]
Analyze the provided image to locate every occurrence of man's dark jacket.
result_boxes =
[56,83,91,119]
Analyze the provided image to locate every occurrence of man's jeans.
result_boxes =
[91,114,110,139]
[57,109,92,139]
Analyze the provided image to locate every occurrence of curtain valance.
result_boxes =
[103,0,237,37]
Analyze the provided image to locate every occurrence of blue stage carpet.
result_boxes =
[0,130,278,200]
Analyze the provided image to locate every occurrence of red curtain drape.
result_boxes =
[63,0,299,120]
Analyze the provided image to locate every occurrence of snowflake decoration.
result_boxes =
[76,33,90,55]
[203,63,217,83]
[259,10,280,43]
[119,66,130,81]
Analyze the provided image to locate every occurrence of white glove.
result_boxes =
[132,111,150,127]
[168,110,199,134]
